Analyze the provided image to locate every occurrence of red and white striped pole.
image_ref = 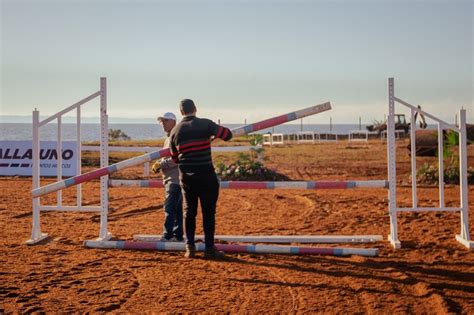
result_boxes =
[32,102,331,198]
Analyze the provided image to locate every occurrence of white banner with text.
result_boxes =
[0,141,77,177]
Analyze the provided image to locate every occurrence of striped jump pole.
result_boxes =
[84,240,379,257]
[134,234,384,244]
[109,179,389,189]
[32,102,331,198]
[231,102,331,136]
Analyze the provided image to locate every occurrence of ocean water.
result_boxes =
[1,123,369,141]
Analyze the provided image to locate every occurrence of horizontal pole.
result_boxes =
[32,147,170,197]
[109,180,389,189]
[84,240,379,257]
[40,206,101,212]
[32,102,331,198]
[396,207,461,212]
[134,234,384,243]
[232,102,331,136]
[39,91,101,127]
[82,145,262,153]
[393,97,459,132]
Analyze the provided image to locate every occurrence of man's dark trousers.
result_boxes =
[180,171,219,248]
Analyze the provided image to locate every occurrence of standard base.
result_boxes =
[388,235,401,249]
[96,232,113,242]
[456,234,473,249]
[26,233,49,245]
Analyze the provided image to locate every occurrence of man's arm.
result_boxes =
[209,120,233,141]
[169,133,180,164]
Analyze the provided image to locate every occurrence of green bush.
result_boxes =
[416,163,474,185]
[417,129,473,185]
[109,129,131,141]
[215,159,289,181]
[215,134,288,181]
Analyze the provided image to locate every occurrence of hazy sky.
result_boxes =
[1,0,473,124]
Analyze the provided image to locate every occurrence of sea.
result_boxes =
[1,123,369,141]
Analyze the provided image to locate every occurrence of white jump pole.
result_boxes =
[387,78,400,248]
[134,234,384,244]
[84,240,379,257]
[32,102,332,198]
[99,77,110,241]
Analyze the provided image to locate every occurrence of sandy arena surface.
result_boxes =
[1,141,473,313]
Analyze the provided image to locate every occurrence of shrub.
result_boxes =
[216,136,287,181]
[415,129,473,185]
[109,129,131,141]
[215,160,289,181]
[415,163,474,185]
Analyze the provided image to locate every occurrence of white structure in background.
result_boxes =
[381,129,405,141]
[263,132,337,145]
[297,131,316,144]
[348,130,369,142]
[317,132,338,142]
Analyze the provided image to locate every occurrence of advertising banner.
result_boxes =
[0,141,77,177]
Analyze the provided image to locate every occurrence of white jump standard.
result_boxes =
[387,78,471,249]
[28,78,109,244]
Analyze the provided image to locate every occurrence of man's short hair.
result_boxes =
[180,99,196,114]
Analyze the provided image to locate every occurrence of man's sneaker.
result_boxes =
[204,246,225,259]
[184,244,196,258]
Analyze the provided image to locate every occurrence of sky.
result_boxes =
[1,0,473,124]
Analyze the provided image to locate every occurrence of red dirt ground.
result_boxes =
[1,141,473,313]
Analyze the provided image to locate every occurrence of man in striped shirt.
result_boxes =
[169,99,232,259]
